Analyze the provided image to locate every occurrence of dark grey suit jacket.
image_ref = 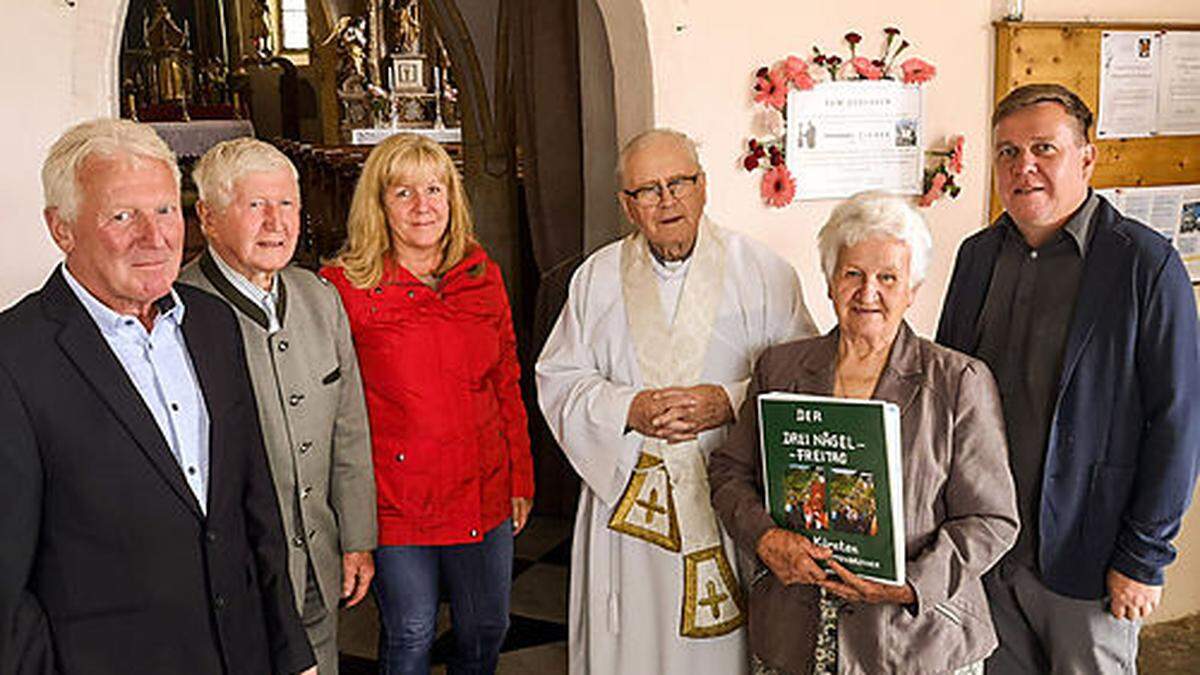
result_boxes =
[0,268,314,674]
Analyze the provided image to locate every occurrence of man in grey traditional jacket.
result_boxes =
[179,138,376,675]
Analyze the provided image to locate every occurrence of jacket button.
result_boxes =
[292,535,305,548]
[470,528,478,538]
[299,440,312,454]
[278,340,289,352]
[289,393,305,406]
[407,290,415,299]
[395,452,405,462]
[206,531,218,543]
[214,595,227,609]
[302,486,312,499]
[374,286,383,294]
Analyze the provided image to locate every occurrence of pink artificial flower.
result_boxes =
[851,56,884,80]
[761,165,796,208]
[753,67,788,110]
[783,56,815,90]
[919,171,948,207]
[948,136,964,173]
[900,57,937,84]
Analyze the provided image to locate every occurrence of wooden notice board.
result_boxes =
[991,21,1200,218]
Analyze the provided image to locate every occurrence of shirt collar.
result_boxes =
[1060,190,1099,256]
[207,246,279,306]
[1002,189,1098,256]
[61,263,185,335]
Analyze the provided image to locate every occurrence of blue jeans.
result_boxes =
[374,520,513,675]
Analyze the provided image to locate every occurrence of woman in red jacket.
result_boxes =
[321,133,533,675]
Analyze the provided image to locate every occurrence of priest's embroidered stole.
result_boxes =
[609,218,746,638]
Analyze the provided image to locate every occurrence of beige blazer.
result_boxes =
[180,253,377,613]
[710,322,1018,675]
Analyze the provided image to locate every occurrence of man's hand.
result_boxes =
[512,497,533,535]
[1107,567,1162,621]
[626,385,734,442]
[756,527,831,585]
[298,667,317,675]
[341,551,374,608]
[818,559,916,605]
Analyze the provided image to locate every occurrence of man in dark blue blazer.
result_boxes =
[937,84,1200,673]
[0,119,316,675]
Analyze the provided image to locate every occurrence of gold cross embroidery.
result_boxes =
[635,487,668,524]
[699,579,728,620]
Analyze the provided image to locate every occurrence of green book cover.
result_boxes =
[757,392,905,585]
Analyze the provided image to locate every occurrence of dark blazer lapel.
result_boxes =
[955,224,1005,353]
[196,250,273,329]
[871,322,923,416]
[1056,204,1127,399]
[42,269,204,518]
[178,288,232,517]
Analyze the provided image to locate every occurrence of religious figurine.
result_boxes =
[393,0,421,55]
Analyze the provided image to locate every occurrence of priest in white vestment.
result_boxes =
[536,129,818,674]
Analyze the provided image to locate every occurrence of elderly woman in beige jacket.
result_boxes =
[709,192,1018,675]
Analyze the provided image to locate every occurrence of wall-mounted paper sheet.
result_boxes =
[1099,184,1200,281]
[1097,31,1160,139]
[785,81,923,201]
[1159,32,1200,135]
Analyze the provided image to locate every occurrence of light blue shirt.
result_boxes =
[208,247,281,334]
[62,265,212,513]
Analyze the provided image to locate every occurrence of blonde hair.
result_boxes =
[192,138,299,210]
[42,118,179,221]
[329,133,476,288]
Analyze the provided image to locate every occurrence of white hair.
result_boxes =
[817,191,932,289]
[42,118,180,221]
[616,128,702,186]
[192,137,299,211]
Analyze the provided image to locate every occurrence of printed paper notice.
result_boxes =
[1159,32,1200,135]
[785,81,923,201]
[1098,32,1160,138]
[1101,184,1200,281]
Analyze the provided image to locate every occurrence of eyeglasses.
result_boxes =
[622,173,703,207]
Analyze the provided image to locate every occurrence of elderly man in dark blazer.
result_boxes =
[0,119,315,674]
[937,83,1200,674]
[179,138,376,675]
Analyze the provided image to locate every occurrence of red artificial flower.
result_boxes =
[743,154,760,171]
[761,165,796,208]
[884,27,901,37]
[949,135,964,173]
[851,56,884,80]
[900,57,937,84]
[845,32,862,45]
[753,67,789,110]
[783,55,815,90]
[827,55,842,67]
[919,171,948,207]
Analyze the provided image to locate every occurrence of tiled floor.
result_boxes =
[338,517,571,674]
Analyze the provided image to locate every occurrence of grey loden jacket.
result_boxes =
[709,322,1018,675]
[180,252,377,614]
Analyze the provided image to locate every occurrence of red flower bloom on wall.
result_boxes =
[949,135,964,173]
[900,57,937,84]
[754,67,789,110]
[761,165,796,207]
[784,55,815,90]
[919,171,947,207]
[850,56,884,80]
